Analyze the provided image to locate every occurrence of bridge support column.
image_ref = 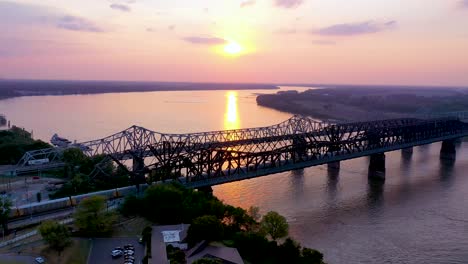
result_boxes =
[132,157,146,189]
[440,139,456,160]
[368,153,385,180]
[402,147,413,155]
[328,161,340,170]
[132,157,145,173]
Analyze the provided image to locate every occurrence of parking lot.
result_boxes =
[88,238,145,264]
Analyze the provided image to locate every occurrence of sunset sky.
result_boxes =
[1,0,468,86]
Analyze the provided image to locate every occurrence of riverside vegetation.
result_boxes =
[121,183,326,264]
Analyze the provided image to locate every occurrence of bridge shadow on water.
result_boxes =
[326,167,340,204]
[289,169,305,201]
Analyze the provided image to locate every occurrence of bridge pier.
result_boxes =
[402,147,413,155]
[327,161,340,170]
[440,139,456,160]
[368,153,386,180]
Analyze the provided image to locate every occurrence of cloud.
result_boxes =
[275,0,304,9]
[313,20,396,36]
[57,16,103,32]
[183,36,227,45]
[0,2,103,33]
[110,4,131,12]
[241,0,256,8]
[459,0,468,8]
[0,1,55,25]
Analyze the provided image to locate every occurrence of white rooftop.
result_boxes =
[161,230,181,243]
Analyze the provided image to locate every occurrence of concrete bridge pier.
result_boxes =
[368,153,386,180]
[440,139,456,160]
[402,147,413,155]
[132,157,145,173]
[328,161,340,170]
[132,157,146,187]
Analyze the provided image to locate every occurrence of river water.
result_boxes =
[1,87,467,263]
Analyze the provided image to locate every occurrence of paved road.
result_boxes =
[0,254,37,264]
[88,238,144,264]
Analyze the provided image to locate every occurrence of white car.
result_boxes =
[35,257,45,264]
[111,249,123,258]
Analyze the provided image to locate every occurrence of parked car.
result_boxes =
[111,249,123,258]
[35,257,45,263]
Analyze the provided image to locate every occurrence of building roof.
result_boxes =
[187,245,244,264]
[150,224,190,264]
[162,230,181,243]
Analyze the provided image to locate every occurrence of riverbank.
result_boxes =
[0,80,278,101]
[256,87,468,121]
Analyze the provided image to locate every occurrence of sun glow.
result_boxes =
[224,91,240,132]
[223,41,243,56]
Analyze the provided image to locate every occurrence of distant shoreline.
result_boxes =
[256,87,468,122]
[0,80,279,100]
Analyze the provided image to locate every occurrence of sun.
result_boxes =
[223,42,243,55]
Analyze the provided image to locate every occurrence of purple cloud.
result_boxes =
[57,16,103,32]
[110,4,131,12]
[275,0,304,8]
[459,0,468,8]
[241,0,256,8]
[313,21,396,36]
[183,36,227,45]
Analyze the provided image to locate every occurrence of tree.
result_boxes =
[62,148,87,168]
[142,184,185,224]
[192,259,222,264]
[39,220,71,255]
[0,196,12,234]
[74,195,116,236]
[247,206,261,222]
[260,211,289,241]
[278,238,301,263]
[187,215,224,245]
[300,248,325,264]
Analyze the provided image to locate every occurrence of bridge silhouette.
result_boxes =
[5,114,468,188]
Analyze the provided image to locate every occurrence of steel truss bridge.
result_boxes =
[5,114,468,188]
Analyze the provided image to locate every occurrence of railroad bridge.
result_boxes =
[8,114,468,189]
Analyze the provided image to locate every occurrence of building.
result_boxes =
[150,224,244,264]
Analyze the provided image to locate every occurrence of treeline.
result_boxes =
[0,126,50,165]
[121,183,326,264]
[0,80,278,99]
[257,87,468,119]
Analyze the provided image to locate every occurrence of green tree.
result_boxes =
[260,211,289,241]
[192,258,222,264]
[247,206,261,222]
[278,238,301,263]
[300,248,325,264]
[223,205,255,232]
[142,184,184,224]
[0,196,12,234]
[74,195,116,236]
[187,215,224,245]
[38,220,71,255]
[62,148,87,168]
